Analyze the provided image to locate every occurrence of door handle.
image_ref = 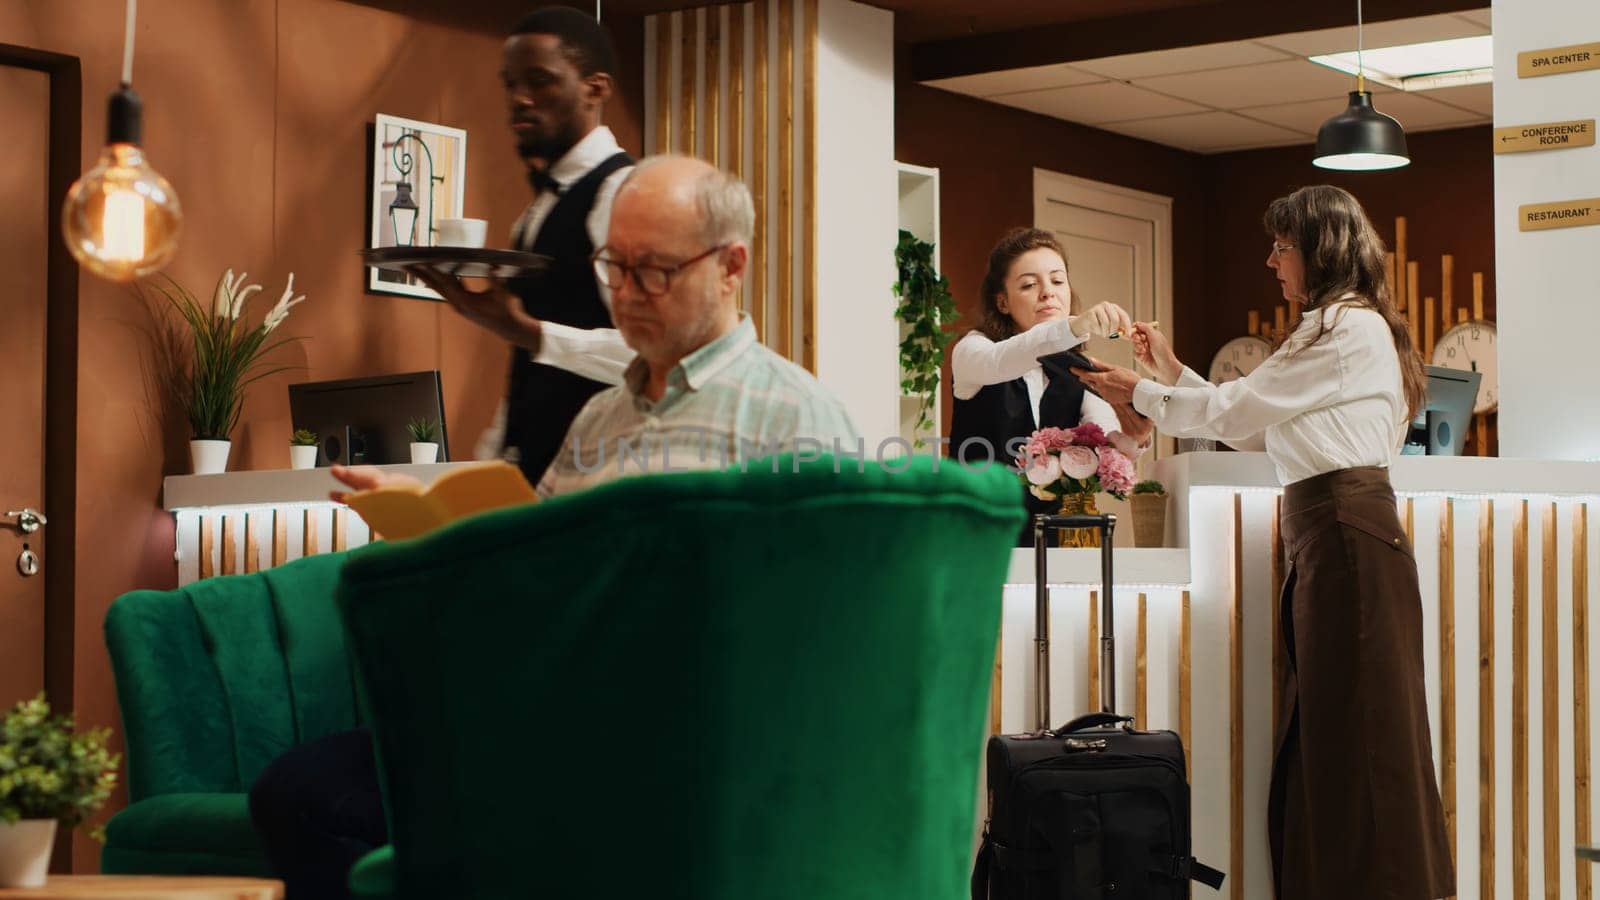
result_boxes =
[5,508,46,534]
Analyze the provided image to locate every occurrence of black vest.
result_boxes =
[948,350,1087,546]
[502,150,634,484]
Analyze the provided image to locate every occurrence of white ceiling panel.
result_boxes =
[1234,100,1343,135]
[925,64,1104,98]
[1134,59,1365,110]
[1368,91,1486,129]
[1456,9,1492,29]
[996,80,1209,124]
[1424,82,1493,115]
[1254,13,1487,59]
[1070,40,1293,80]
[1099,111,1304,152]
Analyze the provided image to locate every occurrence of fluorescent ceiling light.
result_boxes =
[1310,35,1493,91]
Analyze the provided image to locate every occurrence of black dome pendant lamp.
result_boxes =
[1314,0,1410,171]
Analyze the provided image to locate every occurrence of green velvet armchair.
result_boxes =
[336,455,1023,899]
[101,551,360,876]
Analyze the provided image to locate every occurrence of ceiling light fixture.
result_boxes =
[1313,0,1411,171]
[61,0,184,281]
[1310,35,1493,92]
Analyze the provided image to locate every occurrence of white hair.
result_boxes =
[628,154,754,246]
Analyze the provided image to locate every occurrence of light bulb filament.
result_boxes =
[103,188,145,262]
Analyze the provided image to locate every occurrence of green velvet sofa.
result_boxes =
[101,551,360,876]
[105,455,1024,897]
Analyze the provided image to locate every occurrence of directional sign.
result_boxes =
[1518,41,1600,78]
[1494,119,1596,153]
[1519,198,1600,232]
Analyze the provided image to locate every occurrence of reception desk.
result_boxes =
[165,453,1600,900]
[994,452,1600,900]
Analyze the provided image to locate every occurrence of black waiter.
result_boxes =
[411,6,635,485]
[247,9,633,900]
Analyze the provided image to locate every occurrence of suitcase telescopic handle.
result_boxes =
[1032,513,1118,732]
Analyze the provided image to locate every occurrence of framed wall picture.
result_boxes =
[368,113,467,299]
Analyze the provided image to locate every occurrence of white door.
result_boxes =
[1034,170,1174,545]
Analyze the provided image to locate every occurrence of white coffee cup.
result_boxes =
[436,218,488,249]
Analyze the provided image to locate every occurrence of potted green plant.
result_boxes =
[290,428,319,471]
[0,695,118,888]
[152,269,309,475]
[893,230,957,448]
[407,417,440,464]
[1129,479,1168,548]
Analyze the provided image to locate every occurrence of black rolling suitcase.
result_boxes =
[972,513,1225,899]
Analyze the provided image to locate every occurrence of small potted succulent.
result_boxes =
[1129,479,1168,548]
[407,417,440,464]
[289,429,319,470]
[0,694,118,888]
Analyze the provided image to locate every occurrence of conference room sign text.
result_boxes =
[1493,119,1595,154]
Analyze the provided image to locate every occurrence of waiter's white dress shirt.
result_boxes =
[474,126,637,459]
[1131,299,1409,485]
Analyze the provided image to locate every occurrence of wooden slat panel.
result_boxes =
[200,515,215,581]
[303,508,319,558]
[1136,592,1148,729]
[705,5,721,167]
[1385,251,1397,306]
[272,510,287,567]
[1087,591,1100,714]
[729,4,745,179]
[777,0,794,360]
[1514,499,1529,900]
[801,0,817,373]
[1271,495,1284,738]
[1425,295,1436,360]
[1542,502,1559,900]
[1181,590,1191,781]
[1395,216,1408,312]
[1474,272,1486,321]
[1577,503,1594,900]
[1274,305,1285,340]
[1248,310,1259,335]
[1407,262,1421,347]
[1439,500,1457,874]
[1442,254,1455,325]
[1404,497,1415,543]
[1479,416,1490,460]
[1481,499,1497,900]
[1231,492,1244,900]
[752,0,768,342]
[991,635,1003,735]
[654,14,671,154]
[333,508,348,553]
[679,10,697,155]
[244,513,260,574]
[221,515,237,576]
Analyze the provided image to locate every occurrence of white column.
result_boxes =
[1492,0,1600,460]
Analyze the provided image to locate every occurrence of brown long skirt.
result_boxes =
[1269,466,1454,899]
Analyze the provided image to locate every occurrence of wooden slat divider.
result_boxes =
[1577,502,1594,900]
[1088,590,1100,714]
[777,0,794,359]
[729,4,745,179]
[244,513,260,574]
[1513,499,1529,900]
[1271,495,1284,738]
[1407,261,1421,344]
[1231,493,1244,900]
[1442,254,1455,325]
[333,508,348,553]
[1542,502,1559,900]
[752,0,768,342]
[801,0,817,373]
[705,6,721,167]
[1181,590,1192,781]
[654,14,672,153]
[303,509,319,558]
[1425,295,1436,359]
[272,511,287,567]
[679,10,697,155]
[1439,500,1457,873]
[1395,217,1408,312]
[1136,592,1148,729]
[1481,498,1497,900]
[200,515,215,581]
[221,515,237,576]
[991,635,1003,735]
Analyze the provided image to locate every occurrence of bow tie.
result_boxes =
[527,167,563,195]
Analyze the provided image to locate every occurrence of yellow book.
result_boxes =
[341,462,538,541]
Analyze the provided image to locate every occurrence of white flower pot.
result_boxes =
[0,819,56,888]
[190,439,232,475]
[409,442,439,464]
[289,445,318,470]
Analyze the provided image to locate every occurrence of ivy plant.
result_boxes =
[893,230,957,447]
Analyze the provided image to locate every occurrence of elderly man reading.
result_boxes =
[334,154,857,502]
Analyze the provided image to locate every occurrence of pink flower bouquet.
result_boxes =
[1017,423,1137,501]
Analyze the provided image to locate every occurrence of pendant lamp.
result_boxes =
[62,0,184,281]
[1313,0,1410,171]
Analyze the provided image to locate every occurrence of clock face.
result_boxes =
[1208,336,1273,384]
[1431,321,1498,414]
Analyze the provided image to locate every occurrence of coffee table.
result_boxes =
[0,875,283,898]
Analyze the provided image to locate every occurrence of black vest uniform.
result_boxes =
[948,350,1087,547]
[501,150,634,484]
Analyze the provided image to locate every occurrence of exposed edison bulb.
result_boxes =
[63,142,182,282]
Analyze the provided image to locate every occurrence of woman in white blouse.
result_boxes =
[1075,186,1452,900]
[948,228,1151,543]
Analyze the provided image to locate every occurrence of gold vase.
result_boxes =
[1056,492,1102,548]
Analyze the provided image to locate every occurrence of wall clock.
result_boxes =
[1430,320,1498,414]
[1208,335,1272,384]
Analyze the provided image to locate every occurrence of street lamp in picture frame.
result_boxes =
[368,113,467,299]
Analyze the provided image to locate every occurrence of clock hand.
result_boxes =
[1471,360,1478,372]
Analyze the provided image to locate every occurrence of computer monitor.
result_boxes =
[288,371,448,466]
[1407,365,1480,456]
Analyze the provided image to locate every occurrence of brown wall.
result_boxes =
[894,59,1211,435]
[1200,126,1496,360]
[0,0,642,870]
